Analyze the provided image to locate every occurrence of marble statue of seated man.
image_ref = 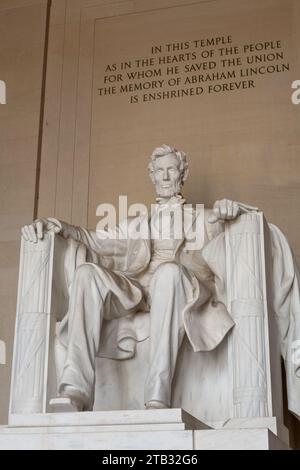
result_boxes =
[20,145,268,412]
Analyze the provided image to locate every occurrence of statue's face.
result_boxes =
[151,153,182,198]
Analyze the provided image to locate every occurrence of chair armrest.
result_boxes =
[9,232,69,418]
[225,212,283,420]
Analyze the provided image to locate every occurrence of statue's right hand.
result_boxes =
[21,218,62,243]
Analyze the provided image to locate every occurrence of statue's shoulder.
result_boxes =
[183,206,222,241]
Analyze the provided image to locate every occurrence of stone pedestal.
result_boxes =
[0,409,289,450]
[194,429,289,450]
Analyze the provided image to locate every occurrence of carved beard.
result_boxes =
[155,178,182,198]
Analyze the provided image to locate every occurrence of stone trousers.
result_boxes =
[58,261,194,409]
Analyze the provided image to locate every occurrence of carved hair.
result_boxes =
[148,144,189,184]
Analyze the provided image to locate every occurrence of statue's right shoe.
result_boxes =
[59,385,90,412]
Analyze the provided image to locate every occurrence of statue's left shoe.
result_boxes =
[59,385,91,411]
[145,400,169,410]
[49,385,91,412]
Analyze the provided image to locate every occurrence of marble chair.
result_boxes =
[8,212,289,442]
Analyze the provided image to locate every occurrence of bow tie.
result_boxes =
[155,194,186,206]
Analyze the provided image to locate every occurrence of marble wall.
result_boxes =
[0,0,49,424]
[0,0,300,447]
[38,0,300,268]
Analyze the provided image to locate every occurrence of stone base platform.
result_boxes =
[0,409,289,450]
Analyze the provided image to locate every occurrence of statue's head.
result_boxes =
[148,145,189,199]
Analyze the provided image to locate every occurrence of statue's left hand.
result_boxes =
[208,199,258,224]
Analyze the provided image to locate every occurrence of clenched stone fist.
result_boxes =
[208,199,258,224]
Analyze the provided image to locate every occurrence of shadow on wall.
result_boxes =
[0,341,6,365]
[0,80,6,104]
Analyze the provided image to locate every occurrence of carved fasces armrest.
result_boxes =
[9,232,69,417]
[224,212,282,420]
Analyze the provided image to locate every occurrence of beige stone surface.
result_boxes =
[0,0,48,424]
[36,0,300,448]
[1,0,300,448]
[38,0,300,264]
[88,0,300,255]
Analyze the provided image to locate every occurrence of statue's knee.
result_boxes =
[74,263,98,282]
[74,264,109,292]
[154,262,182,282]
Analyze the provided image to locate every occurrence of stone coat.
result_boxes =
[56,203,235,359]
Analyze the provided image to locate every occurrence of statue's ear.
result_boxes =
[182,166,189,183]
